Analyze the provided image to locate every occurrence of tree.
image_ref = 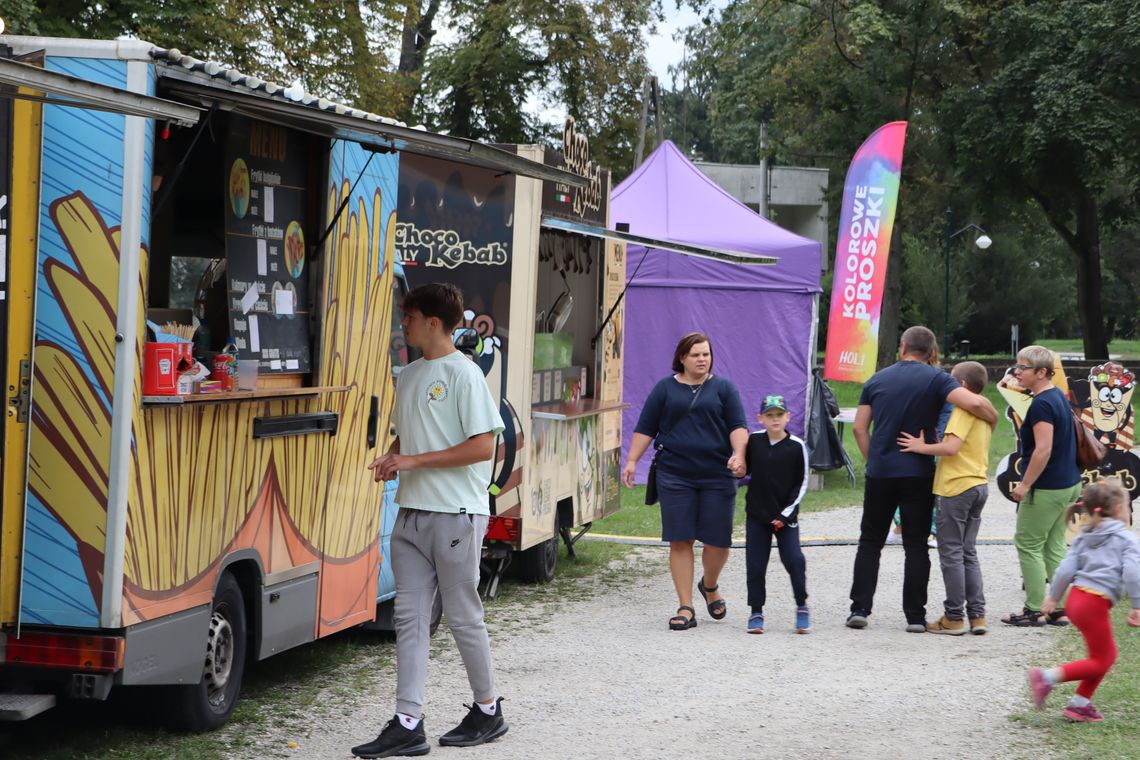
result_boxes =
[20,1,406,114]
[414,0,660,175]
[1100,223,1140,342]
[676,0,1140,362]
[938,0,1140,360]
[1,0,41,34]
[674,0,973,367]
[17,2,660,173]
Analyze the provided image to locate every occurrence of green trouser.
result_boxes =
[1014,483,1081,611]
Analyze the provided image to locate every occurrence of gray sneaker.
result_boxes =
[906,622,927,633]
[846,610,869,629]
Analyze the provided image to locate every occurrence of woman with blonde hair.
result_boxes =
[1001,345,1082,626]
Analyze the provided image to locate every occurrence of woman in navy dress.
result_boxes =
[623,332,748,630]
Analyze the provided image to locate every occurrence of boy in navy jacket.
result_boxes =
[731,395,810,634]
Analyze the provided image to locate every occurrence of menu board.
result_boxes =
[223,115,311,373]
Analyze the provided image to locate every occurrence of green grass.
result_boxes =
[592,375,874,540]
[1012,606,1140,756]
[1037,338,1140,360]
[832,381,1019,473]
[821,339,1140,363]
[597,379,1020,540]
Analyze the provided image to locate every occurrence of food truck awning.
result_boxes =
[154,57,585,187]
[0,56,202,124]
[540,216,778,266]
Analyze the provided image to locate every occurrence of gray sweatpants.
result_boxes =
[935,485,988,620]
[392,509,495,717]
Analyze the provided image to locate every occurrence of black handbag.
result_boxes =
[645,457,660,505]
[645,380,708,505]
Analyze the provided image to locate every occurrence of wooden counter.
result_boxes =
[143,385,351,406]
[532,398,629,420]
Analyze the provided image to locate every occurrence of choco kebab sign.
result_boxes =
[824,121,908,383]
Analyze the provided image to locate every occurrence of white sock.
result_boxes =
[1042,668,1063,685]
[476,699,498,716]
[1069,695,1091,708]
[397,713,422,730]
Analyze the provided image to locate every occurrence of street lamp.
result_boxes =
[943,207,992,358]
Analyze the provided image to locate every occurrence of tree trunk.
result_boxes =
[1031,188,1109,360]
[1075,197,1109,360]
[396,0,442,117]
[876,221,905,370]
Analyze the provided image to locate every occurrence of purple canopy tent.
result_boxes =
[612,140,822,483]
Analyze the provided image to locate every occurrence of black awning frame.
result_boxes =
[540,216,778,265]
[0,57,201,124]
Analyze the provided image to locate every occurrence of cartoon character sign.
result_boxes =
[1084,362,1134,449]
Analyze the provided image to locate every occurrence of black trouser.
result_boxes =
[849,475,934,623]
[746,516,808,611]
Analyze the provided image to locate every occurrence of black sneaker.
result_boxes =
[352,717,431,758]
[846,609,869,629]
[439,698,508,747]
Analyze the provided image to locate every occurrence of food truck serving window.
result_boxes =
[222,116,314,376]
[147,111,322,397]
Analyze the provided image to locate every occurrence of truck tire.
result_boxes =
[514,517,560,583]
[167,572,248,731]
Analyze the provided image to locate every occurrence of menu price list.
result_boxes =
[223,114,312,374]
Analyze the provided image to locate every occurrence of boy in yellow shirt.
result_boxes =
[897,361,992,635]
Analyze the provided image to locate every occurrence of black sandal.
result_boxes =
[669,606,697,630]
[1001,608,1045,627]
[697,578,727,620]
[1046,609,1071,626]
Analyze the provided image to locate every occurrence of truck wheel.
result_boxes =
[168,572,247,731]
[514,518,560,583]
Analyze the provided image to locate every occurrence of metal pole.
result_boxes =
[758,122,769,218]
[943,206,952,360]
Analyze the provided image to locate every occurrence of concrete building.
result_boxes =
[694,162,830,271]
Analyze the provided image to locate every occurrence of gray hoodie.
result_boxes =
[1051,519,1140,608]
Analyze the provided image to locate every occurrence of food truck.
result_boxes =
[394,123,632,593]
[0,35,588,730]
[0,36,757,730]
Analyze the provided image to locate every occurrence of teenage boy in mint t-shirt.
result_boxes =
[352,283,506,759]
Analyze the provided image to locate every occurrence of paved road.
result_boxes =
[236,492,1062,759]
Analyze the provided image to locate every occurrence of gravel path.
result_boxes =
[240,490,1066,760]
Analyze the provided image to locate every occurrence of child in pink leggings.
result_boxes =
[1028,479,1140,722]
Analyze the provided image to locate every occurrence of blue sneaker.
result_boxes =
[795,606,811,634]
[747,612,764,634]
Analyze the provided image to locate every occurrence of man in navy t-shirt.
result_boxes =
[846,326,998,631]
